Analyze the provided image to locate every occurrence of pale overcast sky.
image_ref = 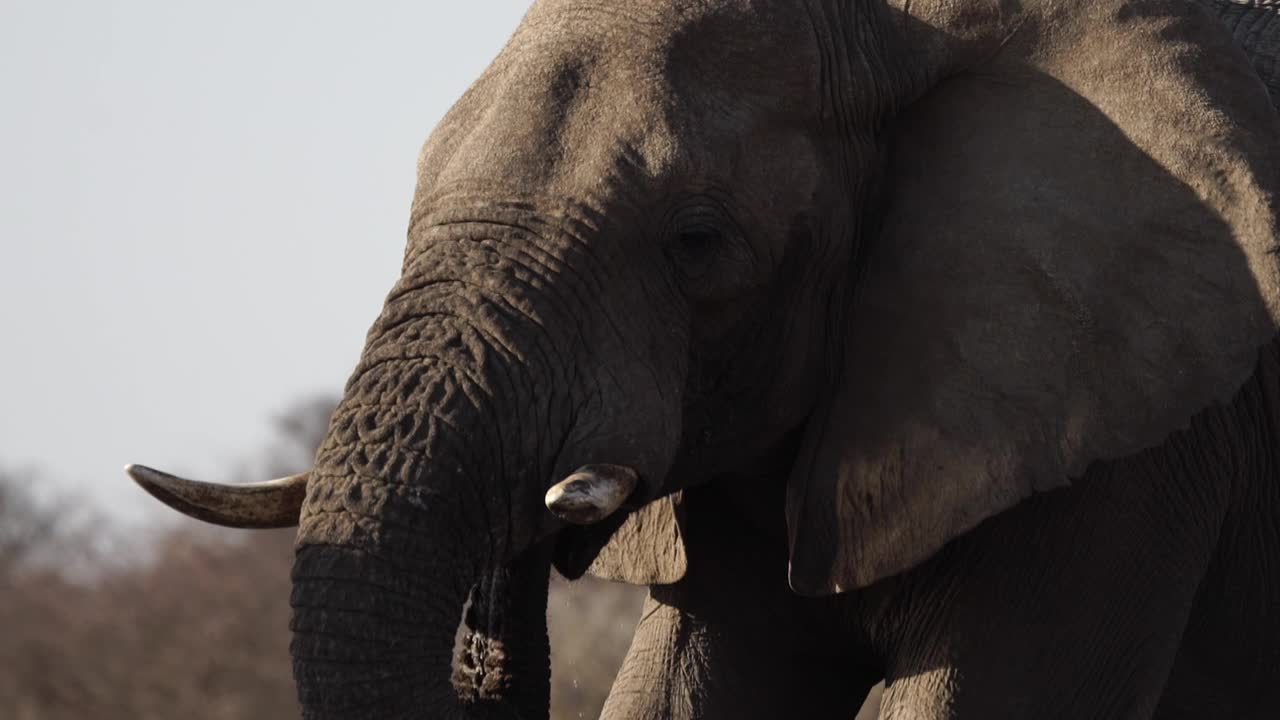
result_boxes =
[1,2,533,521]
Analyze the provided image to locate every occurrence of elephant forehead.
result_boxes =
[515,0,824,101]
[418,0,825,202]
[420,47,677,203]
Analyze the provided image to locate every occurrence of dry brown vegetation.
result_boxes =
[0,396,878,718]
[0,398,647,719]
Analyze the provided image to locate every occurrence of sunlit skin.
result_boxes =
[132,0,1280,717]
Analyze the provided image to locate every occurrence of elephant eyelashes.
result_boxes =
[666,221,763,305]
[664,196,753,297]
[673,228,722,270]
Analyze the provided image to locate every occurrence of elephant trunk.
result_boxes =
[450,548,553,712]
[290,528,551,719]
[289,540,466,717]
[288,358,554,718]
[288,219,680,718]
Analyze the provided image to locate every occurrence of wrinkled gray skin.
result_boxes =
[280,0,1280,718]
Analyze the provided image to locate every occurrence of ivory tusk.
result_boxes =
[544,464,639,525]
[125,464,308,529]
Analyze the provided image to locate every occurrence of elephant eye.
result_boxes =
[670,226,723,279]
[664,200,756,301]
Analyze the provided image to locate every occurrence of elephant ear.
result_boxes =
[554,493,687,585]
[786,0,1280,594]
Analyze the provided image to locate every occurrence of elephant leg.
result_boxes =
[1155,556,1280,720]
[868,438,1232,720]
[602,593,874,720]
[1153,463,1280,716]
[601,485,878,720]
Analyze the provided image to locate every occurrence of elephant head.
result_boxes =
[130,0,1280,717]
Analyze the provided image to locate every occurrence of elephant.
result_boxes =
[127,0,1280,717]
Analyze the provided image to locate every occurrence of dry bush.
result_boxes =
[548,575,645,718]
[0,396,871,718]
[0,509,644,719]
[0,518,298,720]
[0,398,651,720]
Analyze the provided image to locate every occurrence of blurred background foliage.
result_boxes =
[0,396,879,718]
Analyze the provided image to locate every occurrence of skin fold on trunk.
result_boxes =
[288,215,669,718]
[289,366,554,719]
[451,547,552,710]
[288,248,557,718]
